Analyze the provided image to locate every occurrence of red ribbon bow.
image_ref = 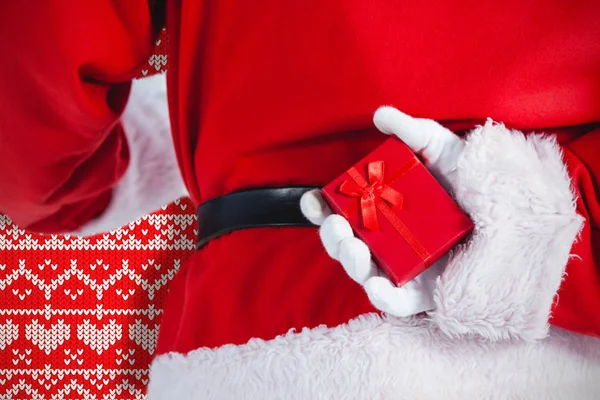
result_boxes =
[339,161,404,231]
[338,157,432,265]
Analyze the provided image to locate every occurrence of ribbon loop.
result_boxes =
[367,161,385,187]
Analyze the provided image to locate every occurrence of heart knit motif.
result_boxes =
[77,320,122,355]
[129,320,159,355]
[25,320,70,355]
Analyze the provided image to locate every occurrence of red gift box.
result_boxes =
[322,137,474,287]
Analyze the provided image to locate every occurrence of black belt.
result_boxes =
[195,186,319,249]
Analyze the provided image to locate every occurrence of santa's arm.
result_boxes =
[304,108,600,340]
[0,2,186,236]
[380,115,600,341]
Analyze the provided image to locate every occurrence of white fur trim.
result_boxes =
[431,121,584,341]
[70,73,189,237]
[148,314,600,400]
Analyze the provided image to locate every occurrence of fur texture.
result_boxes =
[148,314,600,400]
[431,121,584,341]
[70,73,189,237]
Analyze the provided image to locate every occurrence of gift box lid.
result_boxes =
[322,137,474,286]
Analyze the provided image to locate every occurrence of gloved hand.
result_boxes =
[300,106,466,317]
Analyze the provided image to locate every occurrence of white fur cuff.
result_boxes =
[431,121,584,341]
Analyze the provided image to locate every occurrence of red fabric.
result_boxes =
[0,0,154,231]
[323,139,473,286]
[552,132,600,336]
[0,1,599,364]
[0,27,177,399]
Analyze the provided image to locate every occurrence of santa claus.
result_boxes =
[1,1,599,398]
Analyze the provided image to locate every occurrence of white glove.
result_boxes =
[300,106,466,317]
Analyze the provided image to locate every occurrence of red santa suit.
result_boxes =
[1,1,600,398]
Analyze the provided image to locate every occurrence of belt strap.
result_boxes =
[195,186,319,249]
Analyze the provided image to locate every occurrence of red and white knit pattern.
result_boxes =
[0,32,190,400]
[0,198,195,400]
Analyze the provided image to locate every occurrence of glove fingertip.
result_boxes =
[364,276,393,300]
[300,189,331,226]
[373,106,404,135]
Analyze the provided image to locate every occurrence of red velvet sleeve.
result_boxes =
[551,128,600,337]
[0,1,154,233]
